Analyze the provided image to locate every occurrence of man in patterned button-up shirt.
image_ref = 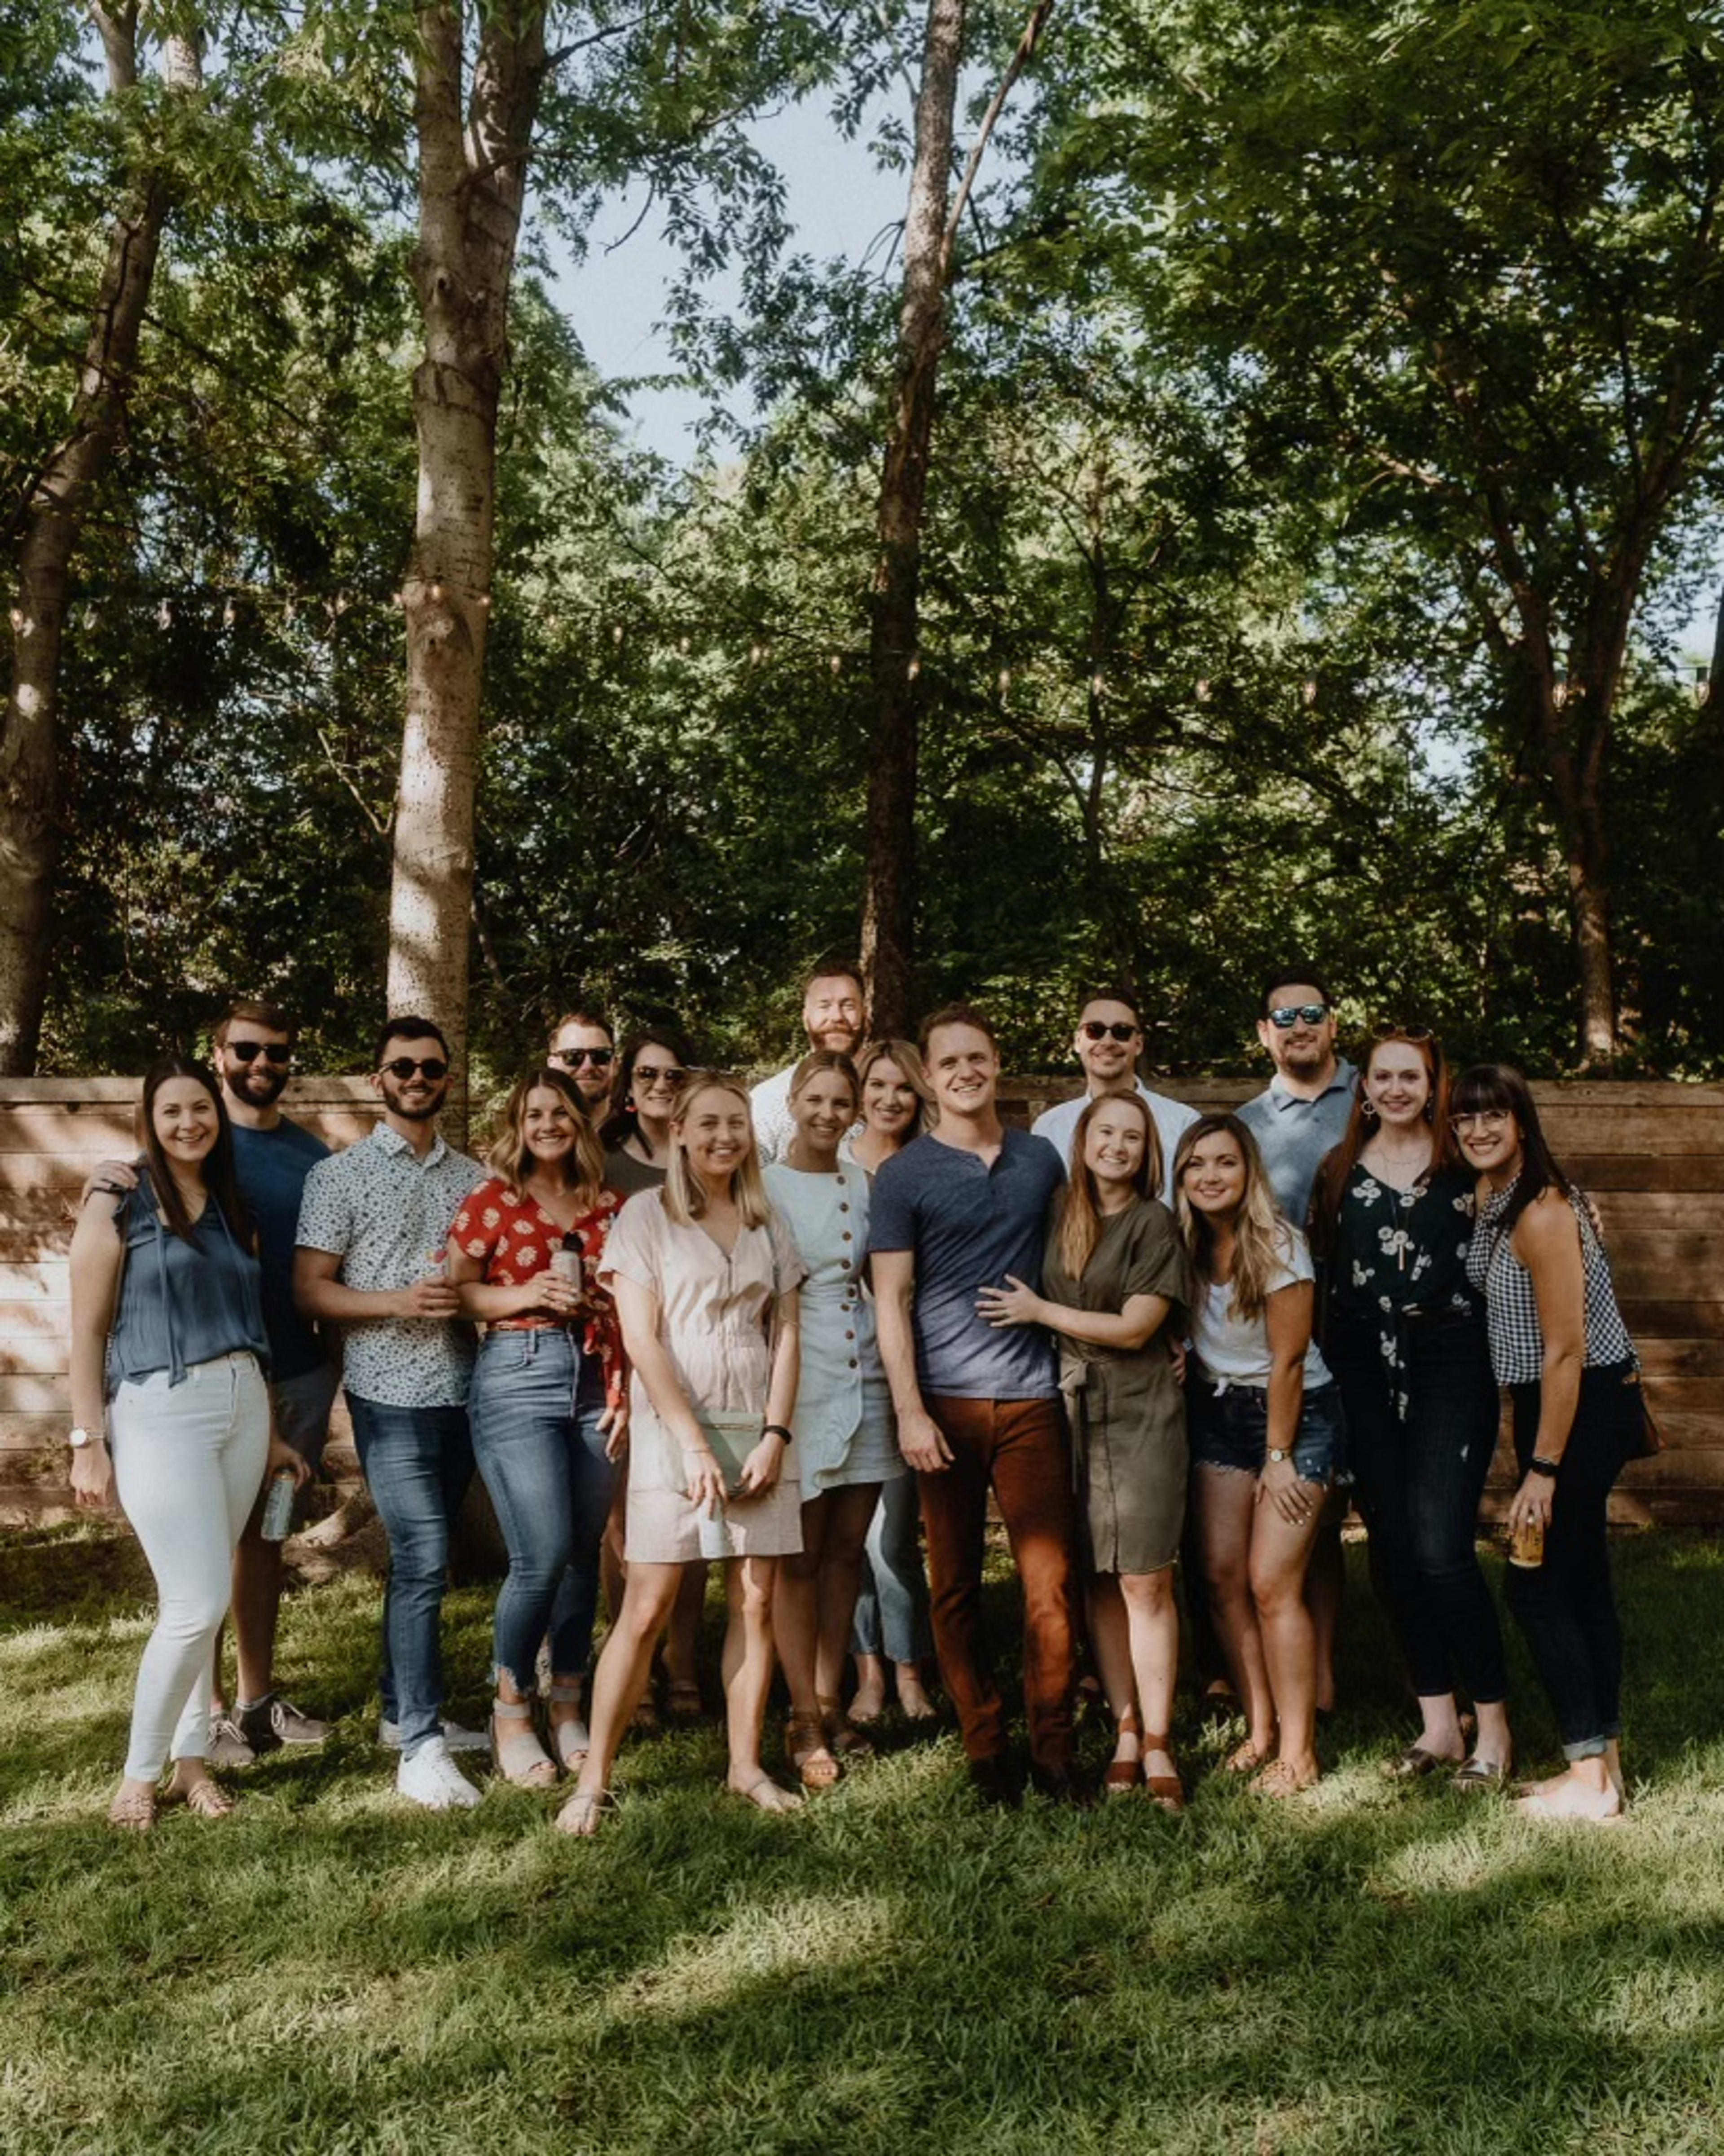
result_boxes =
[295,1016,488,1811]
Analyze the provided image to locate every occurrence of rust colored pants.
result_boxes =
[919,1395,1079,1773]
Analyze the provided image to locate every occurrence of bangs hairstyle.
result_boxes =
[662,1072,772,1229]
[1309,1029,1450,1259]
[789,1049,861,1111]
[485,1067,604,1203]
[135,1057,251,1246]
[1057,1089,1162,1280]
[1173,1112,1288,1325]
[1451,1063,1569,1239]
[856,1038,934,1137]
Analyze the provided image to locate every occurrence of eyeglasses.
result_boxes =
[551,1046,613,1070]
[1079,1021,1139,1044]
[227,1040,291,1065]
[382,1057,449,1082]
[633,1063,686,1088]
[1452,1109,1511,1134]
[1268,1004,1329,1028]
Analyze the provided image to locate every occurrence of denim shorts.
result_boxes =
[1189,1378,1347,1486]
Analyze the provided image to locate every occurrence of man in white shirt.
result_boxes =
[750,963,867,1163]
[1030,991,1197,1203]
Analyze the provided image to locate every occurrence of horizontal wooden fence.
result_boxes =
[4,1075,1721,1527]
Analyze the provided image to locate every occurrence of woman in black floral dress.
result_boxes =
[1310,1029,1513,1786]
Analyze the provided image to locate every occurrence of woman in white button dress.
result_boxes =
[557,1075,805,1831]
[765,1053,903,1782]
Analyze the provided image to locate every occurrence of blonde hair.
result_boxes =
[855,1037,934,1137]
[1056,1090,1162,1280]
[789,1049,860,1110]
[661,1072,772,1228]
[486,1067,605,1205]
[1173,1113,1286,1325]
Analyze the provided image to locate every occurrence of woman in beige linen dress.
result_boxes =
[557,1075,805,1832]
[980,1091,1191,1809]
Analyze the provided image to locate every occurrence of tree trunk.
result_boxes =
[859,0,965,1039]
[0,13,199,1073]
[389,1,545,1142]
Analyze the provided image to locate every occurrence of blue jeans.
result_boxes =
[347,1393,475,1759]
[851,1470,930,1663]
[470,1328,618,1691]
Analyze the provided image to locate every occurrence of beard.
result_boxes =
[381,1079,444,1122]
[1278,1036,1331,1077]
[811,1023,862,1057]
[226,1060,288,1108]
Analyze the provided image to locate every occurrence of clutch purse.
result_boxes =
[693,1411,765,1497]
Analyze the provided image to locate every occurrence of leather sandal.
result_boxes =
[547,1680,590,1772]
[1386,1742,1454,1781]
[165,1777,235,1820]
[821,1704,873,1759]
[1141,1733,1186,1815]
[490,1697,558,1788]
[1452,1755,1512,1792]
[108,1785,157,1832]
[785,1712,841,1790]
[729,1769,803,1813]
[665,1679,704,1725]
[554,1786,617,1837]
[1254,1757,1319,1799]
[1225,1736,1275,1776]
[1103,1757,1142,1796]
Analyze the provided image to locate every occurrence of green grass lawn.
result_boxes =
[5,1529,1724,2156]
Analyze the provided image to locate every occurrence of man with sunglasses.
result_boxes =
[751,962,867,1164]
[1030,992,1197,1201]
[295,1017,490,1810]
[547,1008,617,1118]
[1238,965,1358,1722]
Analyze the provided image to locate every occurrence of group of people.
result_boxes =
[65,961,1650,1834]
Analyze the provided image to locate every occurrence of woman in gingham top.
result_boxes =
[1456,1064,1645,1824]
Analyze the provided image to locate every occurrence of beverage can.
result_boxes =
[1508,1512,1544,1569]
[421,1248,449,1283]
[550,1239,583,1292]
[259,1468,297,1543]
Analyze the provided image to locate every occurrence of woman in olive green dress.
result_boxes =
[979,1090,1192,1808]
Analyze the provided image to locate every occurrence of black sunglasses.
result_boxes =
[382,1057,449,1081]
[228,1039,291,1065]
[1079,1020,1139,1043]
[1268,1004,1329,1028]
[552,1047,614,1069]
[633,1063,687,1087]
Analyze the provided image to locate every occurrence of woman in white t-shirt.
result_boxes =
[1174,1114,1348,1797]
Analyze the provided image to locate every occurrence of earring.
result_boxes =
[1423,1099,1435,1122]
[1360,1098,1377,1121]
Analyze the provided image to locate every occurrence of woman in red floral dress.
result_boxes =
[450,1069,628,1786]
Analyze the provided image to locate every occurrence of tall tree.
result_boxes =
[860,0,1053,1035]
[0,6,202,1073]
[1059,0,1724,1060]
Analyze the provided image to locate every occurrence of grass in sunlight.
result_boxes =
[5,1527,1724,2155]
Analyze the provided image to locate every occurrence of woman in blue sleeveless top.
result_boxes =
[68,1058,306,1830]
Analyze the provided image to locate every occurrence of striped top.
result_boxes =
[1465,1178,1634,1385]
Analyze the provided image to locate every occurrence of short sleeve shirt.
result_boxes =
[449,1176,626,1403]
[1192,1225,1333,1389]
[295,1124,488,1408]
[1030,1082,1199,1206]
[232,1118,330,1383]
[1237,1061,1358,1224]
[868,1127,1065,1400]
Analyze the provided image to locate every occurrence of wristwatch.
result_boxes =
[68,1426,102,1449]
[1267,1446,1290,1465]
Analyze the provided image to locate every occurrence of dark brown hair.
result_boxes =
[919,1002,998,1053]
[215,998,294,1048]
[135,1058,251,1246]
[1451,1063,1570,1239]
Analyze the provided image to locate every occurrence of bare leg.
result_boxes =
[726,1555,800,1809]
[663,1560,708,1702]
[1249,1487,1328,1783]
[557,1562,681,1831]
[1118,1568,1180,1782]
[1085,1577,1141,1768]
[815,1484,881,1712]
[229,1520,283,1706]
[1304,1499,1346,1715]
[774,1496,838,1784]
[1195,1466,1276,1764]
[851,1652,887,1720]
[600,1474,628,1627]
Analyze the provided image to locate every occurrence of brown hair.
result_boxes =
[1056,1090,1162,1279]
[788,1049,861,1111]
[1173,1113,1287,1326]
[135,1058,252,1246]
[1309,1029,1447,1258]
[550,1006,614,1044]
[662,1072,772,1229]
[485,1068,605,1204]
[918,1002,997,1053]
[856,1038,934,1141]
[214,998,295,1049]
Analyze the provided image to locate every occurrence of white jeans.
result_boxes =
[110,1351,270,1779]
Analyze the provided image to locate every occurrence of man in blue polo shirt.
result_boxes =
[869,1004,1080,1802]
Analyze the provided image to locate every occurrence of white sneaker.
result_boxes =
[379,1715,489,1754]
[396,1737,481,1811]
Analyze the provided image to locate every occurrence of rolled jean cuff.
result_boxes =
[1562,1733,1610,1762]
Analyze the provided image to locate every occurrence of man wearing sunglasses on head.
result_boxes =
[547,1007,617,1118]
[295,1016,490,1810]
[1030,991,1198,1203]
[81,998,340,1764]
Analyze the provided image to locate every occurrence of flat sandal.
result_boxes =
[1141,1733,1186,1815]
[107,1786,157,1832]
[490,1697,558,1788]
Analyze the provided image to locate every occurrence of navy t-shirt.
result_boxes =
[867,1127,1064,1400]
[233,1117,331,1382]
